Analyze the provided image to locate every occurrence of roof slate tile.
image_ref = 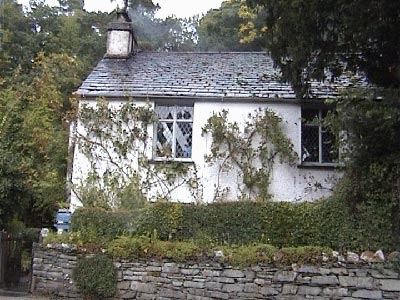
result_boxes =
[77,51,368,100]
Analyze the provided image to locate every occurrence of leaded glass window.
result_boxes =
[301,109,337,164]
[154,105,193,160]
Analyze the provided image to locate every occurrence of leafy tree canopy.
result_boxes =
[244,0,400,97]
[197,0,265,52]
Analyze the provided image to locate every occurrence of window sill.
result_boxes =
[149,159,194,165]
[297,162,341,170]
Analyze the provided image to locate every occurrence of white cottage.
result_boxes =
[69,13,364,210]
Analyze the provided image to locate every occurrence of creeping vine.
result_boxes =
[73,98,202,208]
[202,108,297,200]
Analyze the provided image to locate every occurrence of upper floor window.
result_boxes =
[301,108,337,164]
[154,104,193,160]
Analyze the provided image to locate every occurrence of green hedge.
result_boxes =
[70,196,397,251]
[71,208,142,244]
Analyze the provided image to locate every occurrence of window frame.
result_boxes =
[153,103,194,162]
[300,107,338,168]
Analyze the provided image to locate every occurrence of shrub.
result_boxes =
[135,201,266,244]
[71,195,398,251]
[277,246,332,265]
[71,207,142,245]
[219,244,276,266]
[107,236,202,262]
[72,254,117,300]
[107,236,150,258]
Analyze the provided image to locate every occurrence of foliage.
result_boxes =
[0,52,82,228]
[244,0,400,97]
[202,109,297,199]
[75,100,202,206]
[108,236,201,262]
[277,246,332,265]
[197,0,264,51]
[72,254,117,300]
[135,201,268,245]
[0,0,112,229]
[71,207,143,244]
[325,89,400,249]
[71,197,398,251]
[219,244,276,266]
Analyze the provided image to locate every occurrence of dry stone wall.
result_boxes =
[32,246,400,300]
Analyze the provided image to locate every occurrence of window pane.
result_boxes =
[322,129,338,163]
[175,122,193,158]
[156,122,173,157]
[302,125,319,162]
[176,106,193,120]
[156,105,174,119]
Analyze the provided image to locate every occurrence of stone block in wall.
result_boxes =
[186,294,210,300]
[338,276,378,289]
[204,281,222,291]
[202,269,221,277]
[221,269,245,278]
[243,283,259,293]
[118,281,131,290]
[222,283,244,293]
[311,275,339,285]
[120,290,137,299]
[260,286,279,296]
[323,287,348,297]
[379,279,400,291]
[297,286,322,296]
[162,262,180,274]
[282,284,298,295]
[330,267,349,275]
[136,293,156,300]
[183,280,205,289]
[130,282,157,294]
[272,271,297,282]
[159,288,186,299]
[181,268,201,276]
[206,291,229,299]
[215,277,235,283]
[352,289,382,299]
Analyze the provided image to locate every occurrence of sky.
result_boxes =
[16,0,225,18]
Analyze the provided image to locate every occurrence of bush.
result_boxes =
[72,254,117,300]
[107,236,202,262]
[219,244,276,266]
[71,207,142,244]
[135,201,266,244]
[71,195,398,251]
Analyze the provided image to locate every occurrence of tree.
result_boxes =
[0,53,81,228]
[125,0,197,51]
[245,0,400,97]
[197,0,265,51]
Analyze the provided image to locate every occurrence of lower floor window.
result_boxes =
[154,104,193,160]
[301,108,337,164]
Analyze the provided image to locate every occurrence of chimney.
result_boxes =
[106,11,137,58]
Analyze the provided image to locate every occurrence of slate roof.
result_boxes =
[77,51,367,100]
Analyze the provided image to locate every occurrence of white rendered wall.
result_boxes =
[70,98,340,209]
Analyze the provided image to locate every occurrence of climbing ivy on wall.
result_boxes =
[202,108,297,200]
[74,102,297,207]
[73,98,202,208]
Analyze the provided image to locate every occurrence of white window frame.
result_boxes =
[153,104,193,162]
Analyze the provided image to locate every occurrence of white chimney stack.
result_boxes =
[106,11,136,58]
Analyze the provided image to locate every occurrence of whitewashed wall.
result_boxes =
[70,98,339,209]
